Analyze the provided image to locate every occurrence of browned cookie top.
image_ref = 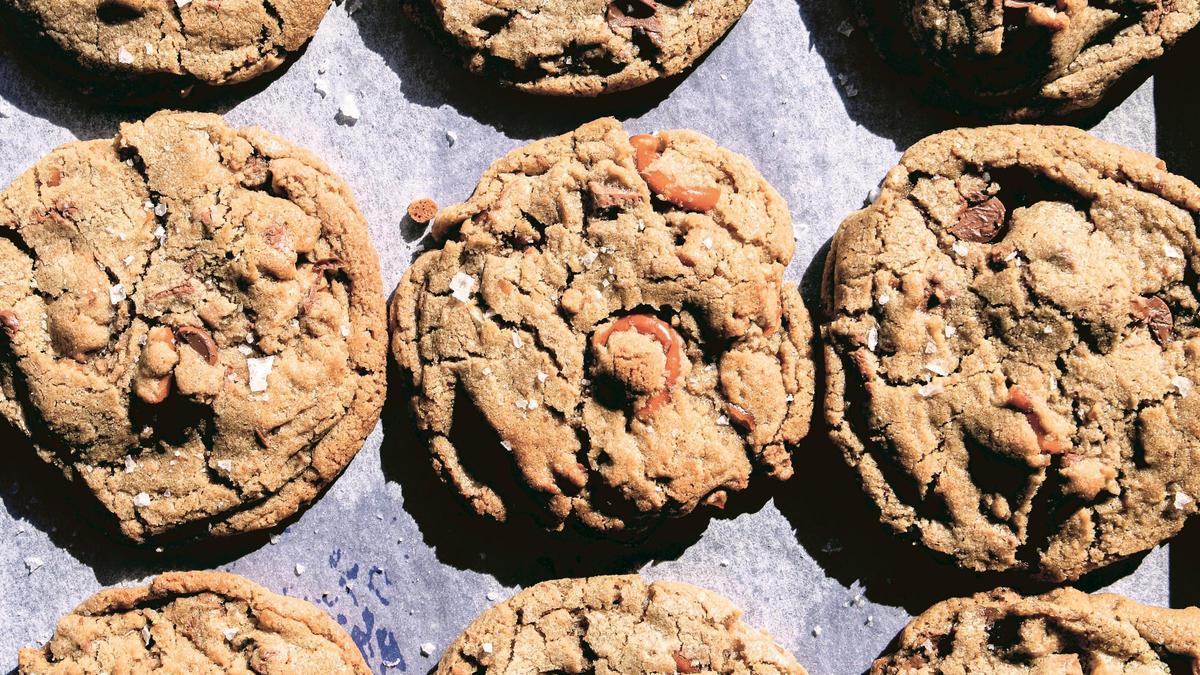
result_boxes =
[4,0,331,90]
[873,587,1200,673]
[19,571,370,674]
[437,575,806,674]
[392,117,813,533]
[859,0,1200,118]
[408,0,752,96]
[823,125,1200,581]
[0,111,387,543]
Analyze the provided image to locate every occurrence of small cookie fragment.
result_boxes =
[0,111,387,542]
[407,197,439,224]
[405,0,753,96]
[392,117,815,533]
[437,575,807,674]
[872,588,1200,673]
[18,571,370,674]
[823,124,1200,581]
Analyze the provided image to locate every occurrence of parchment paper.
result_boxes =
[2,0,1198,671]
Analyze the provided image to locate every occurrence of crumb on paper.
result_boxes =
[420,642,436,657]
[23,556,44,574]
[294,563,306,575]
[408,198,438,224]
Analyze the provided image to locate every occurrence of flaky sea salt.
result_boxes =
[579,250,598,268]
[223,627,238,641]
[216,459,233,472]
[1172,375,1192,397]
[337,95,360,124]
[420,642,436,657]
[23,556,44,574]
[918,383,944,398]
[511,332,524,349]
[952,241,969,256]
[294,563,306,576]
[944,325,956,337]
[1175,492,1194,510]
[536,371,547,383]
[925,361,949,377]
[117,47,135,64]
[133,492,152,507]
[109,283,126,305]
[1164,243,1185,259]
[866,327,878,352]
[449,272,475,302]
[247,356,275,392]
[877,293,891,306]
[124,456,137,473]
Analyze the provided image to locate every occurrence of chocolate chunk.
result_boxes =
[607,0,663,47]
[672,651,699,674]
[0,310,18,337]
[1131,296,1173,345]
[950,197,1006,242]
[177,325,218,365]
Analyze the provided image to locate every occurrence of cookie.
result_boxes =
[859,0,1200,118]
[437,574,806,674]
[0,111,387,543]
[405,0,752,96]
[392,117,814,533]
[18,570,370,673]
[3,0,330,94]
[822,125,1200,581]
[873,587,1200,672]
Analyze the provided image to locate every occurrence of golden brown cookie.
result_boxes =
[405,0,753,96]
[859,0,1200,118]
[437,574,807,674]
[823,124,1200,581]
[392,117,814,534]
[3,0,331,95]
[873,587,1200,673]
[0,111,387,543]
[19,571,370,674]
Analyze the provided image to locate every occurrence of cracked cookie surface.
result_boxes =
[873,587,1200,673]
[4,0,330,91]
[391,117,813,534]
[406,0,752,95]
[18,570,370,674]
[859,0,1200,118]
[436,574,806,674]
[0,111,387,543]
[822,125,1200,582]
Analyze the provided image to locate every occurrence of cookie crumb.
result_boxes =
[837,18,855,36]
[420,642,436,657]
[445,130,457,147]
[408,198,438,224]
[294,563,306,575]
[23,556,44,574]
[811,625,823,637]
[486,591,500,601]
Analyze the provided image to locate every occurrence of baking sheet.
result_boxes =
[2,0,1199,671]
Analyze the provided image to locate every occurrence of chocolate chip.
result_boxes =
[725,402,757,432]
[1131,296,1173,345]
[607,0,663,48]
[672,651,699,674]
[951,197,1006,243]
[0,310,19,337]
[177,326,218,365]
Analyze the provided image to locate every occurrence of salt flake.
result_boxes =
[109,283,127,305]
[247,356,275,392]
[1165,243,1185,259]
[449,272,475,302]
[133,492,152,507]
[117,47,135,64]
[1172,375,1193,397]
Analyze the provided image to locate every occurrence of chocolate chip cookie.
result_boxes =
[437,574,806,674]
[0,111,387,543]
[859,0,1200,118]
[392,117,814,534]
[19,570,370,673]
[404,0,752,95]
[873,587,1200,673]
[823,125,1200,582]
[3,0,330,94]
